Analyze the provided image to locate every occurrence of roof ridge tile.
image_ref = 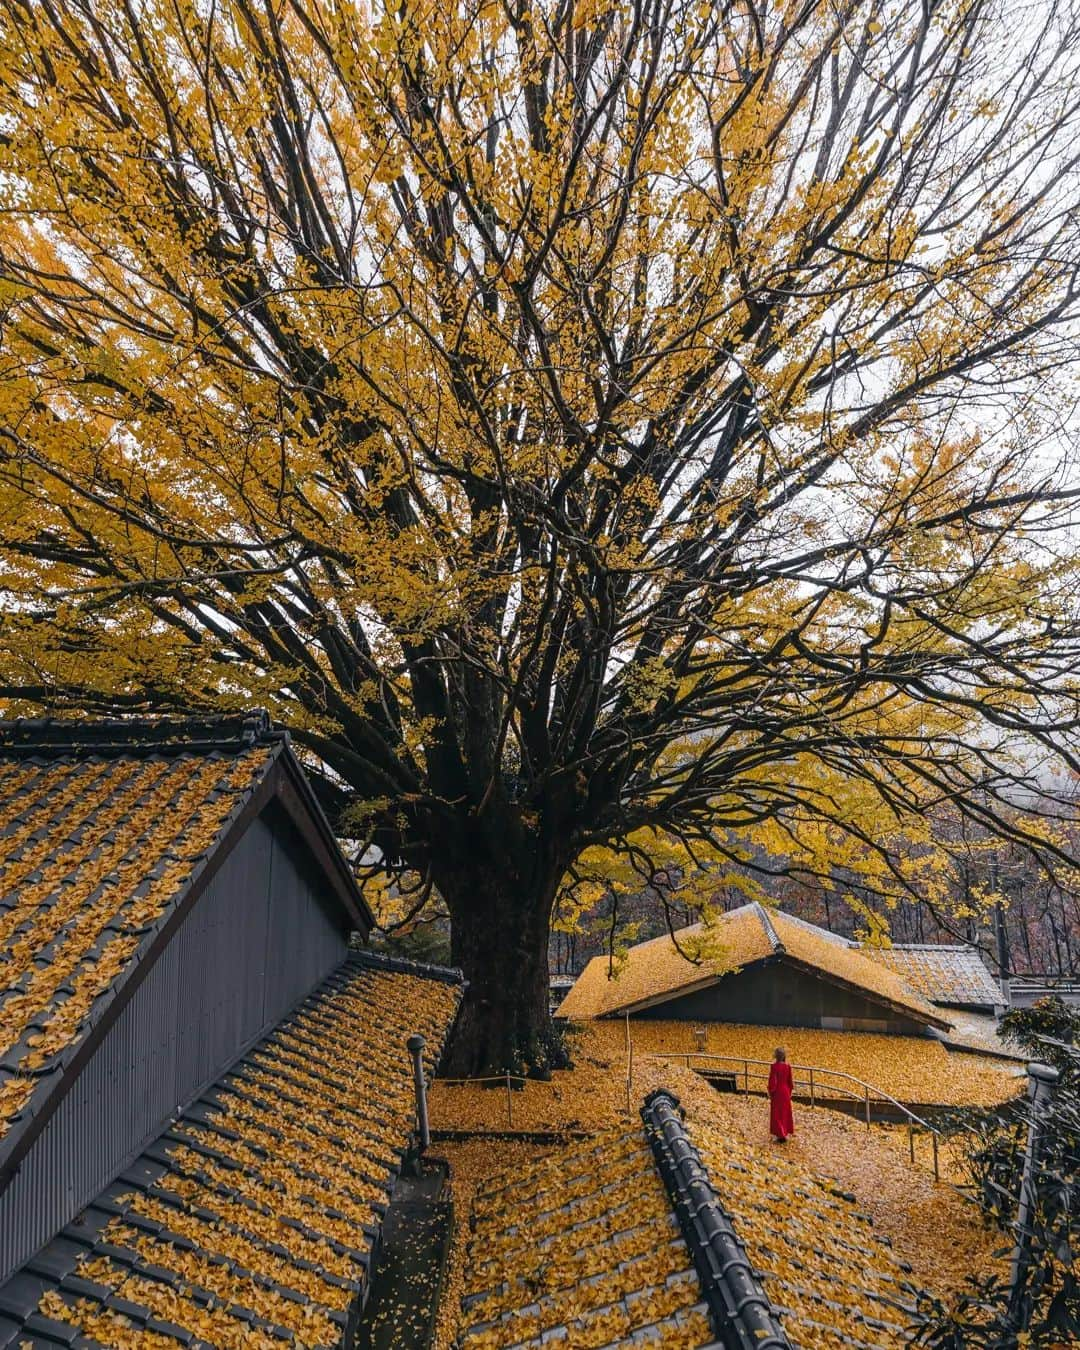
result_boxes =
[752,902,785,954]
[346,947,465,986]
[0,710,283,759]
[641,1089,792,1350]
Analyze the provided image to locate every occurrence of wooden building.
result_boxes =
[0,711,461,1347]
[557,903,953,1035]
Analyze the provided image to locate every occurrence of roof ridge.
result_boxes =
[641,1089,792,1350]
[347,947,465,987]
[885,942,976,952]
[0,708,285,757]
[752,902,785,955]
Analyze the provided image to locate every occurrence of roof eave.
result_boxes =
[275,744,374,935]
[593,958,777,1019]
[780,954,953,1031]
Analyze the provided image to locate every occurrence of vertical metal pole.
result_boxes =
[1008,1062,1060,1330]
[406,1034,430,1153]
[908,1121,914,1164]
[932,1132,939,1182]
[809,1067,815,1108]
[865,1083,871,1128]
[505,1070,513,1127]
[625,1013,633,1118]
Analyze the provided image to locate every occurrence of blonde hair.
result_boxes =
[774,1047,786,1061]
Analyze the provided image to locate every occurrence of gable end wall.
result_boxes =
[0,809,348,1281]
[632,958,930,1034]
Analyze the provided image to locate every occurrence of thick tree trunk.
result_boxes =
[440,862,570,1078]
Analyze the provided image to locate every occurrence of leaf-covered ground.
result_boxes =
[429,1020,1023,1136]
[432,1047,1008,1346]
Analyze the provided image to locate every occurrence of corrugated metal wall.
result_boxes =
[0,811,348,1282]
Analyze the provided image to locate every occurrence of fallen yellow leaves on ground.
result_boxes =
[430,1019,1022,1138]
[556,905,774,1019]
[614,1020,1023,1108]
[436,1065,1007,1348]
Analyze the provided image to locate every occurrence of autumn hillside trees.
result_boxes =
[2,0,1080,1072]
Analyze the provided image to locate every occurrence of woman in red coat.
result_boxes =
[768,1047,794,1142]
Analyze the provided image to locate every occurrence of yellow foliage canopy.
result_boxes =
[1,0,1080,1067]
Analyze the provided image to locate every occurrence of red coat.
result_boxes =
[768,1060,794,1139]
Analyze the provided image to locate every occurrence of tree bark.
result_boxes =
[438,849,571,1078]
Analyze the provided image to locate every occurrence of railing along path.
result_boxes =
[433,1043,947,1179]
[631,1050,943,1179]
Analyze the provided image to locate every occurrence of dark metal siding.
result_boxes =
[0,812,348,1282]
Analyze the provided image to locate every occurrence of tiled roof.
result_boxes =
[767,913,946,1029]
[460,1126,718,1349]
[863,945,1002,1009]
[458,1090,921,1349]
[0,951,462,1349]
[0,722,278,1143]
[687,1112,919,1348]
[556,904,948,1030]
[0,711,374,1163]
[555,904,776,1020]
[601,1020,1024,1109]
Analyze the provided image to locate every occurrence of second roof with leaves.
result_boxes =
[460,1088,921,1350]
[557,903,956,1029]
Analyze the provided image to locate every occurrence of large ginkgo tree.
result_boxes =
[2,0,1080,1072]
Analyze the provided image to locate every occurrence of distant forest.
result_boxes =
[549,838,1080,981]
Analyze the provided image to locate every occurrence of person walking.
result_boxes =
[768,1046,794,1143]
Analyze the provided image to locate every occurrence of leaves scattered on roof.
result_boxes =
[556,904,949,1028]
[0,749,271,1133]
[555,904,775,1019]
[768,911,948,1028]
[458,1096,926,1349]
[459,1128,715,1348]
[26,960,461,1346]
